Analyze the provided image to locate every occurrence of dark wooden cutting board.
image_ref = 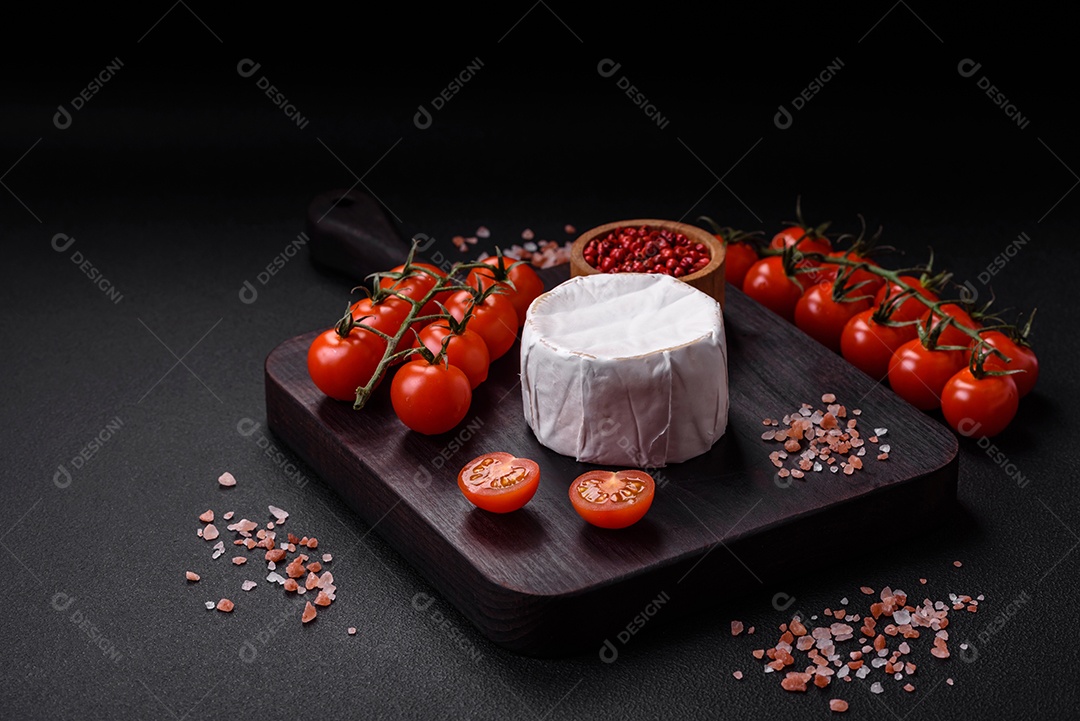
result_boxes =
[266,191,959,656]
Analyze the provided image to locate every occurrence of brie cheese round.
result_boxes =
[520,273,729,467]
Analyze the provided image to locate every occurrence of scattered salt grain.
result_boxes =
[521,228,534,240]
[302,601,317,623]
[348,627,357,635]
[731,620,744,636]
[186,571,200,582]
[218,472,236,487]
[322,554,333,563]
[829,699,849,712]
[198,509,214,523]
[268,505,289,523]
[204,601,215,610]
[870,682,884,694]
[242,580,257,591]
[732,671,743,680]
[953,561,963,568]
[216,598,234,612]
[202,524,219,541]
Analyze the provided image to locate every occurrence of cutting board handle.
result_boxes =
[305,188,412,282]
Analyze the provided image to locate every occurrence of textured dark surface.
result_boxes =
[2,5,1078,719]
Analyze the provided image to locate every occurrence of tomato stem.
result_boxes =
[766,247,1026,368]
[349,238,510,410]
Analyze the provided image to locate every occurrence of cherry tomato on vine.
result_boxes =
[390,358,472,435]
[794,281,872,352]
[874,276,938,324]
[307,326,385,402]
[770,227,832,255]
[444,289,519,361]
[941,369,1019,438]
[981,331,1039,398]
[720,237,759,288]
[379,262,449,321]
[840,309,914,380]
[467,256,544,327]
[921,303,980,348]
[350,296,410,354]
[815,251,886,296]
[415,321,490,389]
[742,256,803,322]
[457,452,541,513]
[569,470,655,529]
[887,339,967,411]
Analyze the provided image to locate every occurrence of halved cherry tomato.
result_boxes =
[379,262,449,322]
[467,256,545,327]
[415,321,490,389]
[921,303,980,348]
[444,289,519,361]
[307,326,384,402]
[390,357,471,435]
[887,339,967,411]
[874,276,938,324]
[457,452,540,513]
[742,256,804,322]
[941,368,1019,438]
[981,330,1038,398]
[569,470,655,529]
[794,281,872,352]
[840,309,914,380]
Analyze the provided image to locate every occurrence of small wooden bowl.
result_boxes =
[569,219,726,307]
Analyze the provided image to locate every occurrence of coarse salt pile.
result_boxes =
[187,474,353,630]
[761,393,891,480]
[732,563,983,713]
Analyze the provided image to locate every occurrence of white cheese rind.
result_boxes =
[520,273,728,467]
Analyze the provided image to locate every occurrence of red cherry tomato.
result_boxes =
[467,256,545,327]
[415,321,490,389]
[794,281,872,352]
[922,303,980,348]
[378,262,448,320]
[569,469,655,529]
[307,326,384,402]
[770,227,832,255]
[720,238,759,288]
[457,452,541,513]
[981,331,1039,398]
[887,339,967,410]
[941,369,1019,438]
[815,251,886,296]
[874,277,938,324]
[390,358,472,435]
[350,296,411,354]
[444,290,519,361]
[840,309,915,380]
[742,256,804,322]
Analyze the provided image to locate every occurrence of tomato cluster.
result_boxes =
[456,451,656,528]
[307,250,544,436]
[704,208,1038,439]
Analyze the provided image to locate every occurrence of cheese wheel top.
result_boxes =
[524,273,723,360]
